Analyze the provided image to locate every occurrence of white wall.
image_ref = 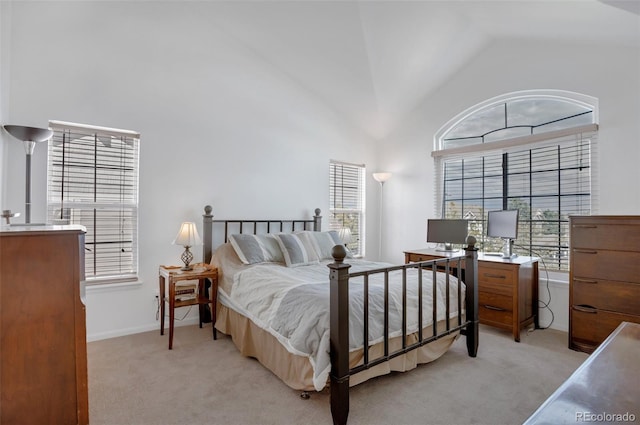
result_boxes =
[3,3,639,338]
[378,38,640,331]
[1,2,379,340]
[0,2,9,212]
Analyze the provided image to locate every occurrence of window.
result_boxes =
[433,91,598,271]
[329,160,365,257]
[47,120,140,284]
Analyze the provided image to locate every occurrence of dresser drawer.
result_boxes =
[571,249,640,284]
[571,222,640,252]
[572,278,640,315]
[479,291,512,326]
[478,266,514,296]
[571,306,640,350]
[406,253,437,263]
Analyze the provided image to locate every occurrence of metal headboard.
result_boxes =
[202,205,322,264]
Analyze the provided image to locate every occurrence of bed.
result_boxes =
[202,205,479,425]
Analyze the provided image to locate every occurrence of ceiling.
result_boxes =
[208,1,639,139]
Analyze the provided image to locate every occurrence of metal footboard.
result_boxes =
[328,240,479,425]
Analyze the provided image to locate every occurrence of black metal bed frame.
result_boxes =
[202,205,479,425]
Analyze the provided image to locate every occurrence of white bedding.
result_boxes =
[212,243,465,391]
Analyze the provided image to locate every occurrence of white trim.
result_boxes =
[432,123,598,158]
[329,158,365,168]
[85,279,143,292]
[49,120,140,139]
[86,317,200,342]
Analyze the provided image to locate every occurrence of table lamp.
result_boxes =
[338,227,354,246]
[172,222,202,270]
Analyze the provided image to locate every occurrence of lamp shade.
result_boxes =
[338,228,354,244]
[373,172,392,183]
[3,125,53,143]
[172,222,202,247]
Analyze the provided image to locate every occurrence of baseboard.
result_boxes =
[87,316,201,342]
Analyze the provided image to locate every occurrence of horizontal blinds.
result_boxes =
[329,160,365,256]
[435,130,597,272]
[437,130,597,210]
[47,121,140,282]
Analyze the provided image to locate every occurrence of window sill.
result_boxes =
[85,279,144,294]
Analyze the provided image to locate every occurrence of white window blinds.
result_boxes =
[329,160,365,257]
[434,128,597,271]
[47,120,140,283]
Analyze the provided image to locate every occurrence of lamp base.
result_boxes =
[180,246,194,271]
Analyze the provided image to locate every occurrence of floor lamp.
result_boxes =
[3,125,54,224]
[373,172,392,260]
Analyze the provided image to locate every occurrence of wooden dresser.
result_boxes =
[0,225,89,425]
[569,215,640,353]
[404,249,539,342]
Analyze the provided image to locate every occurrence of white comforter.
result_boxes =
[212,243,465,391]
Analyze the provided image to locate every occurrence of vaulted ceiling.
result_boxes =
[203,1,639,139]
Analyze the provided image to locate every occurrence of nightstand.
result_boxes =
[404,248,539,342]
[159,263,218,349]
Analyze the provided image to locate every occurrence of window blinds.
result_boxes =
[47,120,140,283]
[435,128,597,271]
[329,160,365,256]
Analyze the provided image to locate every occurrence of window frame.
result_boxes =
[47,120,140,285]
[433,91,598,272]
[329,160,366,257]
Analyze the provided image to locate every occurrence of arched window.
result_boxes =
[433,90,598,271]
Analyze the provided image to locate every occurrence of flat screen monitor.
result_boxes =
[426,219,469,251]
[487,209,519,239]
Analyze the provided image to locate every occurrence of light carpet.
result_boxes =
[87,324,587,425]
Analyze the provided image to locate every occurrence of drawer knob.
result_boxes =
[484,305,507,312]
[573,305,597,314]
[573,278,598,284]
[484,273,506,279]
[574,249,597,255]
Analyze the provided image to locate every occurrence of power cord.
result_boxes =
[154,296,194,321]
[515,244,555,331]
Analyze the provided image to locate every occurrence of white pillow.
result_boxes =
[228,234,284,265]
[273,233,320,267]
[298,230,353,260]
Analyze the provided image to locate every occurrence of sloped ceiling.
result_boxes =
[209,1,638,139]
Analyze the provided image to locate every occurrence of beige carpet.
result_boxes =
[87,324,587,425]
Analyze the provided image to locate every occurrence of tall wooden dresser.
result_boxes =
[0,225,89,425]
[569,216,640,353]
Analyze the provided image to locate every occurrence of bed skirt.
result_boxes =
[215,302,460,391]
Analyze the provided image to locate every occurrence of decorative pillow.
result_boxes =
[274,233,320,267]
[297,230,354,260]
[228,234,284,265]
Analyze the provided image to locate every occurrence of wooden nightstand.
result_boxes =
[159,263,218,349]
[404,248,539,342]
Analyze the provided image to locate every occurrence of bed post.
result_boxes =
[464,235,479,357]
[203,205,214,264]
[328,244,351,425]
[313,208,322,231]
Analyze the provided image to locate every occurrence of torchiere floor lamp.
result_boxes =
[3,125,54,224]
[372,172,392,260]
